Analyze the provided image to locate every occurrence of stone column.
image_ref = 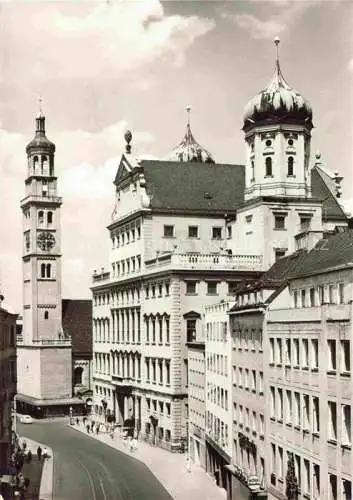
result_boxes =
[137,311,141,344]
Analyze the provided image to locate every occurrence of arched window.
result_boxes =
[47,211,53,224]
[38,210,44,225]
[287,156,294,176]
[46,264,51,278]
[41,263,46,278]
[33,156,39,174]
[44,311,49,320]
[265,157,272,177]
[42,156,48,175]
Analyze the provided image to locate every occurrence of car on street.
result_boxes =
[19,415,33,424]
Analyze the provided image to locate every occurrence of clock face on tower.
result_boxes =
[37,231,56,252]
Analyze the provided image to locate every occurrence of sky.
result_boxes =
[0,0,352,312]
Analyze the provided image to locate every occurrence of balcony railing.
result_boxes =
[145,252,263,272]
[18,338,72,346]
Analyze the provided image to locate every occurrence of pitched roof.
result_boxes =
[141,160,245,213]
[288,229,353,278]
[232,249,309,295]
[310,166,347,221]
[62,299,92,357]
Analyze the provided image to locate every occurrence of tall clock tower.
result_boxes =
[17,111,73,409]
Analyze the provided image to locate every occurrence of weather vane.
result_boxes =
[38,95,43,116]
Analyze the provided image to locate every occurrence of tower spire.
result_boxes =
[186,106,191,127]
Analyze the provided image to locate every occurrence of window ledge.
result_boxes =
[312,432,320,438]
[327,370,336,375]
[302,366,309,371]
[185,293,198,296]
[311,367,319,372]
[327,439,337,446]
[294,425,301,431]
[293,365,300,370]
[303,428,310,434]
[340,371,351,378]
[269,362,275,367]
[341,444,351,451]
[285,422,292,428]
[285,364,291,368]
[276,363,282,368]
[270,417,276,422]
[277,419,283,424]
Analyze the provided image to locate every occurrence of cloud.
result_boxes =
[223,0,327,39]
[1,0,214,84]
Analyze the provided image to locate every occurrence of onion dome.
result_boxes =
[165,107,215,163]
[243,37,313,131]
[26,111,55,154]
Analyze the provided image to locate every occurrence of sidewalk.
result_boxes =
[20,437,53,500]
[69,422,226,500]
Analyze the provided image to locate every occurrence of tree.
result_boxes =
[285,454,299,500]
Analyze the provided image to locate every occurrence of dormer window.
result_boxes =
[287,156,294,176]
[265,157,272,177]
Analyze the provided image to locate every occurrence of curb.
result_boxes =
[20,437,53,500]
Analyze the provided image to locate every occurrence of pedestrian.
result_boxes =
[43,447,48,459]
[76,417,79,425]
[185,456,191,473]
[27,450,32,463]
[83,416,87,426]
[37,446,42,461]
[86,424,90,433]
[22,440,27,451]
[95,424,99,435]
[24,477,30,489]
[132,436,137,452]
[91,420,95,431]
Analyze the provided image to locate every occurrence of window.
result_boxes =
[329,474,338,500]
[251,160,255,181]
[47,211,53,224]
[259,372,264,394]
[294,392,301,427]
[207,282,218,295]
[318,285,325,305]
[302,339,309,367]
[338,283,345,304]
[40,263,45,278]
[342,405,351,445]
[300,216,311,231]
[186,319,197,343]
[251,370,256,391]
[301,289,306,308]
[285,390,292,424]
[341,340,350,373]
[227,225,232,239]
[287,156,294,176]
[212,227,222,240]
[259,414,264,435]
[303,394,310,430]
[313,465,320,498]
[309,287,316,307]
[328,401,337,441]
[293,339,300,366]
[274,215,285,230]
[286,339,291,365]
[303,459,310,495]
[311,339,319,369]
[278,447,283,479]
[270,387,276,418]
[293,290,298,308]
[265,156,272,176]
[44,311,49,320]
[270,338,275,364]
[312,396,320,433]
[328,340,337,371]
[276,338,282,365]
[186,281,197,295]
[188,226,198,238]
[163,225,174,238]
[265,139,272,147]
[329,284,335,304]
[275,249,286,261]
[38,210,44,224]
[277,389,283,421]
[343,480,352,500]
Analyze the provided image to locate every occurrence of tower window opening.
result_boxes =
[42,156,49,175]
[287,156,294,176]
[38,210,44,225]
[46,264,51,278]
[265,157,272,177]
[288,139,294,146]
[40,263,46,278]
[44,311,49,320]
[33,156,39,174]
[47,211,53,225]
[265,139,272,147]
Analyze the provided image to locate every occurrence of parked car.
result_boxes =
[19,415,33,424]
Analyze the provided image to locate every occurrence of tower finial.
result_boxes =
[273,36,280,61]
[124,130,132,154]
[38,95,44,118]
[186,106,191,127]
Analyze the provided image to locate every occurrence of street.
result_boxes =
[18,420,173,500]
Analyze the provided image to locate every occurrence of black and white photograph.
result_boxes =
[0,0,352,499]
